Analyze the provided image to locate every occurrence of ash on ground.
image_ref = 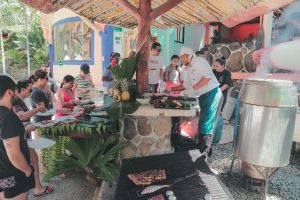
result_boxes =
[207,143,300,200]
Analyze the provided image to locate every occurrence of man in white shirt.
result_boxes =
[148,42,165,93]
[169,47,222,157]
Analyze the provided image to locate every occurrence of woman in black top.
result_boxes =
[29,70,51,123]
[213,57,232,110]
[13,80,46,123]
[13,80,54,197]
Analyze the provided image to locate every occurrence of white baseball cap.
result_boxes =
[179,47,194,59]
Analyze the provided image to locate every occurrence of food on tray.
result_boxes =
[148,194,165,200]
[79,100,95,105]
[33,120,57,127]
[128,169,166,186]
[41,120,55,125]
[151,97,190,109]
[141,185,169,195]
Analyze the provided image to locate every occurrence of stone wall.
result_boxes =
[208,40,257,73]
[119,114,173,159]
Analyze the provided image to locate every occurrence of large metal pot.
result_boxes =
[235,78,298,178]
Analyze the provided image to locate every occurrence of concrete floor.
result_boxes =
[28,174,96,200]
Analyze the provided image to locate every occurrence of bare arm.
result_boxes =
[56,90,75,108]
[4,137,32,176]
[160,69,164,80]
[102,76,113,82]
[220,84,229,92]
[163,71,168,82]
[73,82,78,91]
[171,85,185,91]
[89,78,95,88]
[16,107,45,121]
[192,77,210,90]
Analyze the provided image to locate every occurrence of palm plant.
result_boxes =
[107,52,140,120]
[44,135,127,184]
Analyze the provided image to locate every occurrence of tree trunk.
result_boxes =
[25,8,31,77]
[0,29,5,74]
[136,0,152,96]
[136,18,152,95]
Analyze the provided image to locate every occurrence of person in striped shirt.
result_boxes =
[73,64,95,100]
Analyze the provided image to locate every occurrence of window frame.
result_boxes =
[52,17,94,65]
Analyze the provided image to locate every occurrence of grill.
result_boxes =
[114,150,232,200]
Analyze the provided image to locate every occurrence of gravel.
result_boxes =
[207,143,300,200]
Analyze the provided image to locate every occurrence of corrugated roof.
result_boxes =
[20,0,294,28]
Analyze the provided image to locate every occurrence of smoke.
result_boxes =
[272,0,300,45]
[256,0,300,76]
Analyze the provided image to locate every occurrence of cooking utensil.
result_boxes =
[138,171,199,196]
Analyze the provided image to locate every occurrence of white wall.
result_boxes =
[50,8,103,86]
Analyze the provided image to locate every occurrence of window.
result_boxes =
[175,27,185,43]
[53,19,93,62]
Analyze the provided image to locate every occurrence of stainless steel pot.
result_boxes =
[235,78,298,178]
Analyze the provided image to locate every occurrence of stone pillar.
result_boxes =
[119,114,173,159]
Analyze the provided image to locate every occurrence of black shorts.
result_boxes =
[0,169,35,199]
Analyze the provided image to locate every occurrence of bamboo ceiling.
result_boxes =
[20,0,294,28]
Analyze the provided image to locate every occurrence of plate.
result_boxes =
[137,99,150,105]
[55,115,77,123]
[33,120,57,128]
[27,138,56,149]
[36,109,56,117]
[88,111,108,116]
[79,100,95,106]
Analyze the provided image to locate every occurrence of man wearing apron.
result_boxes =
[169,47,222,156]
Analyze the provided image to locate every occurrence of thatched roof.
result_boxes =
[20,0,294,28]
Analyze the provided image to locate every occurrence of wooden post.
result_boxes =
[262,12,273,48]
[115,0,183,95]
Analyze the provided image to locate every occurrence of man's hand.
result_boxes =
[25,124,36,132]
[252,50,261,65]
[86,74,93,82]
[71,99,80,105]
[60,108,72,115]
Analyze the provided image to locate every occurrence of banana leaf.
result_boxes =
[106,100,140,121]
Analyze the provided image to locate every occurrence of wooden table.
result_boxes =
[115,150,232,200]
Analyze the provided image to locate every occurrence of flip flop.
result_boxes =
[33,186,54,197]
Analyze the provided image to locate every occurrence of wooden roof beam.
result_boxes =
[150,0,184,19]
[114,0,140,19]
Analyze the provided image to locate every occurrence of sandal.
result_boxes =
[33,186,54,197]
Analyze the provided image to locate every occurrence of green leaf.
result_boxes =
[70,124,76,131]
[66,124,70,132]
[52,126,58,136]
[106,101,140,121]
[58,125,65,134]
[103,125,107,133]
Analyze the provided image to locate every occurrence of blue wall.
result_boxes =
[100,25,114,73]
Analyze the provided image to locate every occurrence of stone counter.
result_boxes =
[120,105,198,159]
